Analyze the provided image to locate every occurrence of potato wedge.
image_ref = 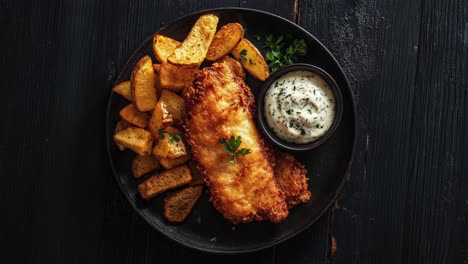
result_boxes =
[148,100,173,138]
[119,104,150,128]
[165,126,184,135]
[131,55,158,112]
[167,14,219,68]
[112,81,132,101]
[231,38,270,81]
[159,63,198,92]
[153,136,187,160]
[131,155,160,178]
[115,120,132,133]
[159,154,191,170]
[159,89,186,124]
[153,127,187,159]
[113,127,153,156]
[153,35,181,63]
[154,66,162,99]
[187,161,205,186]
[138,165,192,200]
[163,186,203,223]
[206,23,244,61]
[217,56,246,80]
[114,120,133,151]
[153,64,161,73]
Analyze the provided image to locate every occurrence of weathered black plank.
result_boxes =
[298,0,468,263]
[401,0,468,262]
[299,0,423,263]
[239,0,296,20]
[274,211,331,264]
[1,0,115,262]
[2,0,467,263]
[330,0,425,262]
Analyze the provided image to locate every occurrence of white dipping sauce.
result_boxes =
[264,70,335,144]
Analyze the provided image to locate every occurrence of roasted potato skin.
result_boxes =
[148,100,173,138]
[153,35,181,63]
[159,89,186,125]
[113,127,153,156]
[131,55,158,112]
[153,127,188,160]
[158,126,192,169]
[167,14,219,68]
[163,186,203,222]
[231,38,270,81]
[114,120,133,151]
[131,155,160,178]
[153,137,187,160]
[159,154,192,169]
[138,165,192,200]
[153,64,161,73]
[206,23,244,61]
[159,63,198,92]
[119,104,149,128]
[112,81,132,101]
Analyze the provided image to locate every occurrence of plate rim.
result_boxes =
[105,7,357,254]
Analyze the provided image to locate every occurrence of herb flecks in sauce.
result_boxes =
[264,70,335,144]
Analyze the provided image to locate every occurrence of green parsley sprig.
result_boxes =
[239,49,248,62]
[263,34,308,72]
[220,136,251,163]
[158,129,182,143]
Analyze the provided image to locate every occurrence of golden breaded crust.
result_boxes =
[273,151,311,208]
[185,62,288,224]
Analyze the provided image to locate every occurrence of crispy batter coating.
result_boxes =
[273,151,311,208]
[185,62,289,224]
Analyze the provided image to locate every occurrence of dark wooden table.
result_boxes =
[2,0,467,263]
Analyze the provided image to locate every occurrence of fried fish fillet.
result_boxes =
[185,62,289,224]
[272,151,311,208]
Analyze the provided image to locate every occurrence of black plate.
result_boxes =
[106,8,356,254]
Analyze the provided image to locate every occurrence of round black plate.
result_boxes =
[106,8,356,254]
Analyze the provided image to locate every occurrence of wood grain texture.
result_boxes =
[274,211,331,264]
[401,0,468,262]
[329,0,423,260]
[1,0,467,263]
[239,0,296,20]
[300,0,468,263]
